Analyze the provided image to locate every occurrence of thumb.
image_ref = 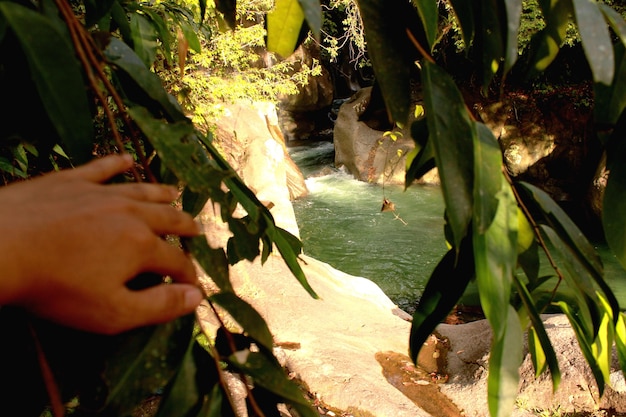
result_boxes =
[128,284,204,326]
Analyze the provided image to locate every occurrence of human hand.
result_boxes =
[0,154,204,334]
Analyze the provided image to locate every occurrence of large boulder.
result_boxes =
[333,87,439,186]
[278,43,335,142]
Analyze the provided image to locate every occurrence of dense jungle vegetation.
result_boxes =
[2,1,626,416]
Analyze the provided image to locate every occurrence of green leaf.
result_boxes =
[267,226,318,299]
[298,0,322,40]
[411,0,438,49]
[487,305,523,417]
[421,61,474,249]
[226,351,317,416]
[594,38,626,126]
[406,118,436,187]
[572,0,614,85]
[514,275,561,391]
[178,17,202,53]
[557,300,607,396]
[129,12,158,68]
[128,106,225,193]
[478,0,505,89]
[591,292,614,391]
[102,315,196,415]
[357,0,425,125]
[527,0,572,75]
[104,38,188,122]
[155,339,219,417]
[473,174,518,341]
[409,238,474,362]
[209,292,274,352]
[266,0,305,58]
[184,235,233,293]
[518,182,620,321]
[0,2,93,164]
[503,0,522,74]
[599,3,626,47]
[142,8,173,64]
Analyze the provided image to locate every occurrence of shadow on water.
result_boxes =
[288,141,626,314]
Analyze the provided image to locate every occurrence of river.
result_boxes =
[288,141,626,314]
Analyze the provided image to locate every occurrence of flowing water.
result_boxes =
[289,141,626,313]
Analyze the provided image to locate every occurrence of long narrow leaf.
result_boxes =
[209,292,274,352]
[297,0,322,40]
[473,122,517,340]
[556,300,607,396]
[616,313,626,373]
[518,182,620,321]
[487,305,523,417]
[421,61,474,249]
[0,2,93,164]
[514,275,561,391]
[357,0,424,125]
[410,237,474,362]
[572,0,614,85]
[411,0,438,49]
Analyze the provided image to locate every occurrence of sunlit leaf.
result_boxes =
[518,182,620,321]
[410,238,474,362]
[266,0,305,58]
[514,275,561,391]
[591,292,614,390]
[0,2,93,164]
[129,13,158,67]
[178,17,201,53]
[473,121,517,346]
[422,61,474,249]
[487,305,523,417]
[557,300,607,395]
[572,0,614,85]
[210,292,274,351]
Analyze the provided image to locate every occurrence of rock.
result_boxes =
[333,87,439,186]
[278,43,335,142]
[437,314,626,416]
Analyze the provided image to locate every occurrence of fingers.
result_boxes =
[72,154,135,183]
[123,284,204,329]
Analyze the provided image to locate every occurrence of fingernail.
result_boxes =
[184,287,203,309]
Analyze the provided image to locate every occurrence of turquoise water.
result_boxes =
[289,141,626,313]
